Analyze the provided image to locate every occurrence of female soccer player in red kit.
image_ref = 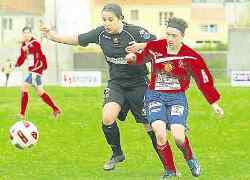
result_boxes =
[126,17,224,179]
[16,26,61,120]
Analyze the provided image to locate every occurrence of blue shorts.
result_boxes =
[144,89,188,127]
[24,73,42,87]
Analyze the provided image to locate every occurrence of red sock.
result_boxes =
[177,135,193,160]
[20,91,28,115]
[157,142,176,172]
[40,93,59,111]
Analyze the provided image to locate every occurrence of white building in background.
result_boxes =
[193,0,250,27]
[224,2,250,27]
[43,0,91,84]
[0,13,42,45]
[0,0,44,63]
[0,0,92,85]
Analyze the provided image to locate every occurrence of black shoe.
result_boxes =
[103,154,125,171]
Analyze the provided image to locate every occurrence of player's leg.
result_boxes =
[35,74,61,118]
[18,73,34,119]
[5,73,9,87]
[151,121,177,178]
[19,82,29,119]
[171,124,200,177]
[169,93,201,177]
[126,86,165,167]
[102,86,125,170]
[144,90,177,178]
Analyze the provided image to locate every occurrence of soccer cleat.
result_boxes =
[161,170,179,179]
[103,154,125,171]
[52,108,61,119]
[187,158,201,177]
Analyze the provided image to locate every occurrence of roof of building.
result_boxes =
[0,0,44,15]
[191,4,225,20]
[94,0,192,6]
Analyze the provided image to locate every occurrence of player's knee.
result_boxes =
[154,131,166,145]
[21,86,28,92]
[171,124,185,144]
[102,102,120,125]
[102,114,116,125]
[172,133,185,145]
[37,89,45,96]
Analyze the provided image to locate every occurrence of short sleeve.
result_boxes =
[78,26,104,47]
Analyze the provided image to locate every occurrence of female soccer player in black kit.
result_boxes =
[40,3,164,171]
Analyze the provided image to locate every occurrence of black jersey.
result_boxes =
[78,23,156,87]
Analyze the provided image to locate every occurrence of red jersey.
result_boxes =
[16,38,47,75]
[135,39,220,104]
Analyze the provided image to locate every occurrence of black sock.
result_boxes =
[102,122,123,156]
[147,130,165,168]
[147,130,158,150]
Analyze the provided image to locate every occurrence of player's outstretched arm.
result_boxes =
[40,25,79,45]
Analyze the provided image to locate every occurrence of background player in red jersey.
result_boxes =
[16,26,61,120]
[126,17,224,179]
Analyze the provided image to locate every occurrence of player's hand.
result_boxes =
[211,101,224,118]
[125,53,136,64]
[40,25,51,39]
[126,42,146,53]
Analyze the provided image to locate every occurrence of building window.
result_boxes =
[25,17,34,29]
[200,25,208,32]
[200,24,218,32]
[209,24,218,32]
[159,11,174,26]
[130,10,139,21]
[2,18,13,30]
[9,18,12,30]
[2,18,7,30]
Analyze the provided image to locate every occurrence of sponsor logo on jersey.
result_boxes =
[139,29,151,40]
[106,56,127,64]
[164,63,173,73]
[155,73,181,90]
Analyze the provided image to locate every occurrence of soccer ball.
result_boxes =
[9,121,39,149]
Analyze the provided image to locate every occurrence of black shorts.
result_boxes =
[103,81,148,124]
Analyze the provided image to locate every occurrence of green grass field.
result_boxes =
[0,84,250,180]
